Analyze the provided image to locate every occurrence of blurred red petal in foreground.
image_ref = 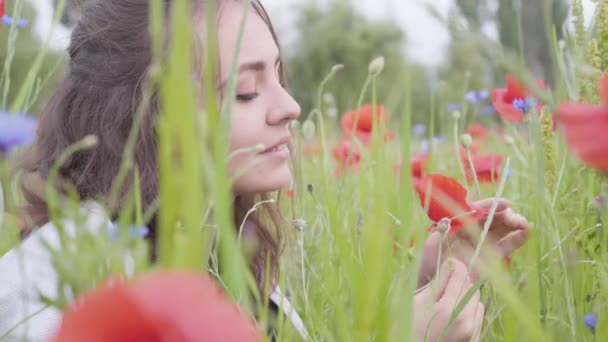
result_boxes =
[52,271,261,342]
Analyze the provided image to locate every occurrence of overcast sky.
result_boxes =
[27,0,598,68]
[263,0,598,67]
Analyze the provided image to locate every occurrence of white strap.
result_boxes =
[270,287,309,340]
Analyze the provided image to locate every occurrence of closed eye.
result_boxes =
[236,92,259,102]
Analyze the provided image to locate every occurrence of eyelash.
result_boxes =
[236,92,260,102]
[236,92,259,102]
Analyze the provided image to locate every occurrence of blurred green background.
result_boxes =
[0,0,573,127]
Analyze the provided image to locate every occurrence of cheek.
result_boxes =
[228,104,265,151]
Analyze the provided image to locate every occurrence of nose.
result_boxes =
[266,84,301,127]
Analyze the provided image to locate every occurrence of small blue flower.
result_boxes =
[478,89,489,101]
[432,135,444,146]
[447,103,461,113]
[420,140,430,154]
[0,111,37,153]
[465,91,478,104]
[412,123,426,137]
[481,104,496,116]
[584,313,597,332]
[512,97,537,113]
[1,15,28,28]
[357,212,363,226]
[465,90,490,105]
[107,222,150,241]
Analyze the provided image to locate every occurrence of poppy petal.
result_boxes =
[492,88,525,122]
[132,272,260,342]
[52,281,159,342]
[557,103,608,170]
[415,174,472,224]
[600,74,608,105]
[505,74,527,102]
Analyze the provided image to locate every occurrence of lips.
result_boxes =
[260,136,290,154]
[262,143,288,154]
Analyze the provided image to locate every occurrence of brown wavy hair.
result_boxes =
[19,0,286,291]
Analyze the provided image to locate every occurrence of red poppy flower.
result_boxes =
[393,152,428,180]
[340,104,394,145]
[492,74,546,122]
[332,138,361,175]
[467,123,488,139]
[414,174,488,233]
[464,154,504,183]
[556,74,608,171]
[0,0,4,18]
[410,152,428,179]
[53,271,261,342]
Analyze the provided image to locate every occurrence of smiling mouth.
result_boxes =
[260,144,287,154]
[262,143,288,154]
[259,142,290,161]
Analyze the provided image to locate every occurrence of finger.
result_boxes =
[471,301,485,342]
[439,259,472,306]
[451,290,482,342]
[499,210,530,232]
[433,258,458,301]
[497,229,529,256]
[472,198,511,212]
[480,208,529,243]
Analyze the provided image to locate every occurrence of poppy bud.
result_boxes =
[327,107,338,119]
[368,56,385,76]
[290,120,300,133]
[460,134,473,148]
[293,218,308,232]
[436,218,451,234]
[302,120,316,139]
[82,135,99,149]
[331,64,345,73]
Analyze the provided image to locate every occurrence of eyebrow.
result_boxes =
[239,56,281,73]
[218,56,281,91]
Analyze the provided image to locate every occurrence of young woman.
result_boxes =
[0,0,530,340]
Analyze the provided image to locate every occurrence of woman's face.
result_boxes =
[216,2,300,195]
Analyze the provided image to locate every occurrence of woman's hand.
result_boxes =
[414,258,484,342]
[418,199,530,287]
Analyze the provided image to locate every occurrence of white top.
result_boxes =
[0,203,308,340]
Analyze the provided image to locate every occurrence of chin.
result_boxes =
[233,164,292,194]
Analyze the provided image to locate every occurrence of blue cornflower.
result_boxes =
[412,123,426,138]
[420,139,430,154]
[432,135,444,146]
[481,104,496,116]
[0,111,37,153]
[107,223,150,241]
[1,15,28,28]
[584,313,597,333]
[478,89,489,100]
[447,103,461,113]
[357,212,363,226]
[465,90,490,105]
[512,97,537,113]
